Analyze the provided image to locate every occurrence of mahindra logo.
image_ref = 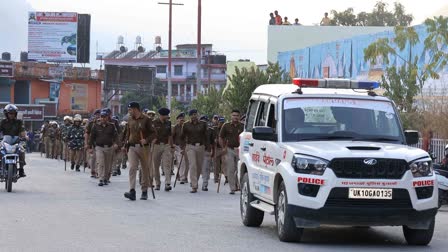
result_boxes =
[363,159,378,166]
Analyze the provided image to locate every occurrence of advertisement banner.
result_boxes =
[28,12,78,62]
[70,83,88,111]
[16,105,45,121]
[0,62,13,77]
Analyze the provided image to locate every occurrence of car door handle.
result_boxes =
[248,142,254,147]
[260,147,266,151]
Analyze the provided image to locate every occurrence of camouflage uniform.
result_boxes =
[47,124,58,159]
[68,123,85,171]
[60,122,72,161]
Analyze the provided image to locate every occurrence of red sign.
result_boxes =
[413,180,434,187]
[17,105,45,121]
[298,177,325,186]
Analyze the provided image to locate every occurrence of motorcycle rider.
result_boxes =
[0,104,27,177]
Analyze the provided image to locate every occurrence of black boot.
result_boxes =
[117,169,121,175]
[98,180,104,186]
[71,163,75,170]
[75,165,80,172]
[140,191,148,200]
[165,184,172,191]
[124,189,136,201]
[18,168,26,178]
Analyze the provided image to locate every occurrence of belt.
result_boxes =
[96,144,112,148]
[189,143,203,146]
[129,143,149,147]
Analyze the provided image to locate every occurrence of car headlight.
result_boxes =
[291,154,328,175]
[410,160,433,177]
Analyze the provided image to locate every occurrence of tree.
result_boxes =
[223,62,288,115]
[364,16,448,127]
[331,1,413,26]
[190,87,224,117]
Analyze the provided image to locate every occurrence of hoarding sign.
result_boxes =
[28,12,78,62]
[0,62,13,77]
[17,105,45,121]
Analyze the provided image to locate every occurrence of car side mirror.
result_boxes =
[404,130,419,145]
[252,127,277,142]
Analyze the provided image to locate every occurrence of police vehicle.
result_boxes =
[238,78,438,245]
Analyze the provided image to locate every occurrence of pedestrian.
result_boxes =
[152,108,174,191]
[123,102,157,201]
[60,116,72,162]
[274,10,282,25]
[172,113,189,184]
[181,109,209,193]
[85,109,101,178]
[269,12,275,25]
[294,18,302,25]
[89,110,119,186]
[146,110,156,121]
[199,115,214,191]
[213,117,226,184]
[48,121,58,159]
[67,115,85,172]
[41,120,50,158]
[283,17,291,25]
[115,120,127,172]
[320,12,331,26]
[219,109,244,194]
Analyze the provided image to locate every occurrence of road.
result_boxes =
[1,153,448,251]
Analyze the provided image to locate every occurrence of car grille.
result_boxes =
[324,188,412,209]
[329,158,409,179]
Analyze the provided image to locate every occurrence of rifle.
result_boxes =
[64,142,67,171]
[140,131,155,199]
[173,152,184,188]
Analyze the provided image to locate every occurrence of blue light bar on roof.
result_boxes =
[293,78,380,90]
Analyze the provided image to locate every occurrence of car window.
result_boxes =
[246,100,259,132]
[255,102,268,127]
[267,103,276,130]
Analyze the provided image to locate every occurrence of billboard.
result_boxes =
[0,61,13,77]
[70,83,88,111]
[105,65,155,91]
[17,105,45,121]
[28,12,78,62]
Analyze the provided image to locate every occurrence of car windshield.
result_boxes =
[282,97,403,143]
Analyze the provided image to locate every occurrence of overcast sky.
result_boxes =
[0,0,447,69]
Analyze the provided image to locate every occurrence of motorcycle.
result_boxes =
[0,135,25,192]
[431,152,448,208]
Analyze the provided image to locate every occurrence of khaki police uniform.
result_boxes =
[125,113,157,192]
[172,122,188,183]
[219,122,244,192]
[89,121,118,183]
[181,119,208,192]
[152,118,174,189]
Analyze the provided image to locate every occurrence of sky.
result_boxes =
[0,0,447,69]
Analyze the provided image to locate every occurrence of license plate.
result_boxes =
[349,188,392,199]
[4,159,16,164]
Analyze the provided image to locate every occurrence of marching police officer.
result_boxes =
[0,104,27,177]
[219,109,244,194]
[89,110,119,186]
[61,116,72,162]
[123,102,157,201]
[85,109,101,178]
[181,109,209,193]
[68,115,85,172]
[199,115,214,191]
[152,108,174,191]
[172,113,188,184]
[213,116,226,183]
[41,120,50,158]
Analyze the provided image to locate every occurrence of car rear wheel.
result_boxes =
[240,173,264,227]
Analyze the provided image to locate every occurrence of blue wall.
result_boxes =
[278,25,447,81]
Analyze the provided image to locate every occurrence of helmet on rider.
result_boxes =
[3,104,18,118]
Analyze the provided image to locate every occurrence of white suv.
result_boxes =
[239,79,438,245]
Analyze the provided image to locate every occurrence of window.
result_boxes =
[174,65,183,76]
[156,65,167,74]
[267,104,276,130]
[255,102,269,127]
[246,100,259,132]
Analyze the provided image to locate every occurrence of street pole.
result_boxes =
[158,1,184,111]
[196,0,202,98]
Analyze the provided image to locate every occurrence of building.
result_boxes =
[0,60,103,130]
[102,40,227,105]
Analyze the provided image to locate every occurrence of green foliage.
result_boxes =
[331,1,413,26]
[223,62,288,115]
[190,87,224,118]
[364,16,448,117]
